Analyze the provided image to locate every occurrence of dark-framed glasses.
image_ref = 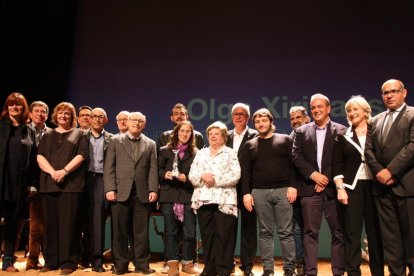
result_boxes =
[92,115,106,120]
[382,89,403,97]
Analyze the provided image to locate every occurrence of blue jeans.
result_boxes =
[161,203,196,261]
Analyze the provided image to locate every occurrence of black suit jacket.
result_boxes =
[333,127,367,188]
[292,120,346,197]
[365,104,414,197]
[226,127,257,202]
[158,146,196,203]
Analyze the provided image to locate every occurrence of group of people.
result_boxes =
[0,78,413,276]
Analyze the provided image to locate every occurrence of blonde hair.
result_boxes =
[206,121,228,144]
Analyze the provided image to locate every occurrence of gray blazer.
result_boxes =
[365,104,414,197]
[104,133,159,203]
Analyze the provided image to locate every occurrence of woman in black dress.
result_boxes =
[37,102,88,275]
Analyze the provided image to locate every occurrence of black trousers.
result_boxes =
[232,202,257,270]
[375,191,414,276]
[110,189,151,270]
[197,204,236,275]
[42,192,81,270]
[80,174,109,267]
[340,180,384,276]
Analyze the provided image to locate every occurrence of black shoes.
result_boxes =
[262,270,274,276]
[93,264,106,273]
[134,267,155,274]
[112,268,128,275]
[243,269,255,276]
[283,269,296,276]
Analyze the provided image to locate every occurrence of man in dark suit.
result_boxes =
[226,103,257,276]
[365,79,414,276]
[80,107,113,272]
[104,111,159,275]
[292,93,346,276]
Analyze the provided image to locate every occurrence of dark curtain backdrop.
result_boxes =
[1,1,413,135]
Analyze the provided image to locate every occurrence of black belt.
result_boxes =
[88,171,103,177]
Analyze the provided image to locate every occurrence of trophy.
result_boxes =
[171,149,179,177]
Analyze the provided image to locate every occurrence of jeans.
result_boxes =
[252,188,295,271]
[161,203,196,261]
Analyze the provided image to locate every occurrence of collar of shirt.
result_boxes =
[91,129,104,139]
[313,120,330,130]
[232,127,248,151]
[126,132,141,141]
[388,102,405,114]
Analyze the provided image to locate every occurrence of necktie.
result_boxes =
[382,110,395,142]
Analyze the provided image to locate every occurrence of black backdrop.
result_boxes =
[1,0,414,139]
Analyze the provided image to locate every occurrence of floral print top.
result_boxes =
[189,145,241,216]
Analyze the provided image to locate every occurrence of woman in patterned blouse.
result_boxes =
[189,121,241,276]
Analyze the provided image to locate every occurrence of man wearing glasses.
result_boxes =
[226,103,258,276]
[104,112,159,275]
[80,107,113,272]
[116,111,130,134]
[77,105,92,131]
[365,79,414,276]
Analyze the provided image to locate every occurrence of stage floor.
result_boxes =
[11,251,380,275]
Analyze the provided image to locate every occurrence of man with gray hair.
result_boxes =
[104,112,159,275]
[288,105,310,276]
[26,101,51,270]
[226,102,258,276]
[80,107,113,272]
[289,106,310,132]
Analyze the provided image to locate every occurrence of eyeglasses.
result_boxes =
[129,119,146,124]
[92,115,106,120]
[78,114,91,118]
[382,89,403,97]
[233,112,247,117]
[117,118,128,122]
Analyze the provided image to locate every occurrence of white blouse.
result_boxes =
[189,145,241,216]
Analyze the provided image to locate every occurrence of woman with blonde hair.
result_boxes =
[333,95,383,276]
[189,121,241,276]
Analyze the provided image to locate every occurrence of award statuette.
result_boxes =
[171,149,179,177]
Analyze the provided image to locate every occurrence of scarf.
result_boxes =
[176,143,188,160]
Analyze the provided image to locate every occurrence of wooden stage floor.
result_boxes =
[10,251,382,275]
